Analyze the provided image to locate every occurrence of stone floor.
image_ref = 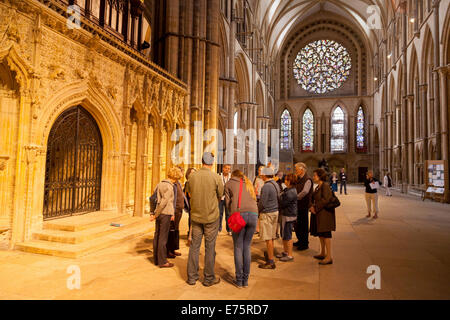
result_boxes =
[1,185,449,300]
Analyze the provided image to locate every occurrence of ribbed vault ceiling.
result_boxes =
[254,0,393,58]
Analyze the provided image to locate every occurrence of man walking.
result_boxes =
[258,167,280,269]
[186,152,224,286]
[218,164,232,235]
[294,162,313,251]
[339,168,348,195]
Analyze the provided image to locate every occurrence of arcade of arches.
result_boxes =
[0,0,449,252]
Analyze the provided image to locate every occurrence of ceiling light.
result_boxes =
[387,54,392,59]
[410,18,415,23]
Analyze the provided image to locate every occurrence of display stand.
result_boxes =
[424,160,449,203]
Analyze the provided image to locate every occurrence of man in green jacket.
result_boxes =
[186,152,224,286]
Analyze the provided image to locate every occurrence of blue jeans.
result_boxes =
[231,212,258,286]
[219,200,230,232]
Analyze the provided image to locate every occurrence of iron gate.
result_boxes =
[43,106,103,220]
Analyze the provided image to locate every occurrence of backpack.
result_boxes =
[149,181,172,213]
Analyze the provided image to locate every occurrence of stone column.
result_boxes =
[134,117,148,217]
[166,0,180,75]
[437,66,449,162]
[432,0,442,159]
[420,84,428,160]
[407,94,415,185]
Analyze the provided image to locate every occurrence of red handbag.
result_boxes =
[227,179,246,233]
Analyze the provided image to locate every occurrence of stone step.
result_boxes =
[44,211,130,232]
[33,216,147,244]
[16,222,153,259]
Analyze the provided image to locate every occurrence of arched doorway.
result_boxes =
[43,106,103,220]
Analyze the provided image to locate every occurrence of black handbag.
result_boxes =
[167,220,180,251]
[325,190,341,210]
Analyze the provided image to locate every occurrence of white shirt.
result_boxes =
[220,173,231,200]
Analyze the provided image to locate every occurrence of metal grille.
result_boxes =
[43,106,103,220]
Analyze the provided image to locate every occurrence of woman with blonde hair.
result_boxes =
[150,166,183,268]
[225,169,258,288]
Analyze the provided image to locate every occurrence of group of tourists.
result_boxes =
[149,152,339,288]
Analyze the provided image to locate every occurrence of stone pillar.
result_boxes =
[420,84,428,160]
[437,66,449,162]
[432,0,442,159]
[134,117,148,217]
[407,94,415,185]
[166,0,180,75]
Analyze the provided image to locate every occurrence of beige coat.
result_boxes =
[154,180,175,217]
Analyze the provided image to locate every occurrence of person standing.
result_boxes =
[258,167,281,269]
[150,167,181,268]
[253,166,265,235]
[383,172,393,197]
[293,162,313,251]
[225,170,258,288]
[310,168,336,265]
[364,170,380,219]
[186,152,224,286]
[339,168,348,195]
[184,168,196,246]
[275,170,286,190]
[276,173,297,262]
[167,167,185,258]
[219,164,232,235]
[330,172,338,192]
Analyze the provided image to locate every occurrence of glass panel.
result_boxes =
[302,108,314,151]
[280,109,292,150]
[293,39,352,94]
[331,106,346,152]
[356,106,365,149]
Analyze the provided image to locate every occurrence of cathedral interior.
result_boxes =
[0,0,449,300]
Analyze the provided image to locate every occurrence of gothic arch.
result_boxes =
[37,81,121,155]
[0,44,34,92]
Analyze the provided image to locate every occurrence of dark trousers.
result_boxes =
[340,181,347,194]
[167,210,182,253]
[153,214,171,266]
[295,207,309,246]
[232,212,257,286]
[187,218,219,284]
[219,200,230,232]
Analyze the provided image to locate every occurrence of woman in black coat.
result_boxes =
[309,168,336,265]
[276,174,297,262]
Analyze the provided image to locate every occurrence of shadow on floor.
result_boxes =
[351,217,376,226]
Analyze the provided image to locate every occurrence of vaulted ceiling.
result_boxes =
[253,0,395,59]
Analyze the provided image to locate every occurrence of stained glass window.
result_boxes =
[280,109,292,150]
[302,108,314,151]
[331,106,346,152]
[356,106,365,150]
[293,40,351,94]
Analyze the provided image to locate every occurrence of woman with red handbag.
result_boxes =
[225,170,258,288]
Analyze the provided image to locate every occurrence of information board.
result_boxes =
[424,160,449,202]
